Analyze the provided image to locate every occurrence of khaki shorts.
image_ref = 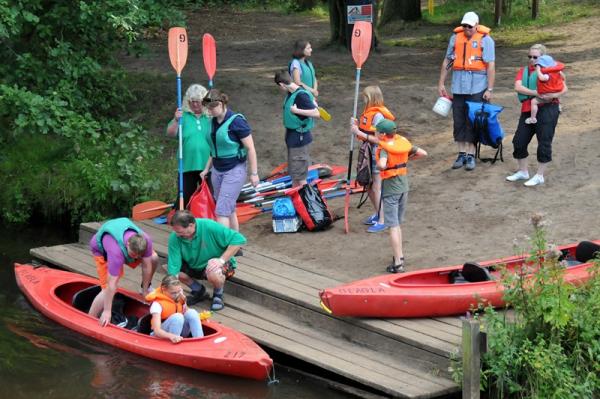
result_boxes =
[288,144,311,182]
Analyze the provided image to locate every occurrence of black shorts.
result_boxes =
[180,261,235,280]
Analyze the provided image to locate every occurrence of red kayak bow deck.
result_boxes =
[14,264,273,380]
[319,241,600,318]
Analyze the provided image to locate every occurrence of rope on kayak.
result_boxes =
[266,364,279,386]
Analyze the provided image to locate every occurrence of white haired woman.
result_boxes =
[166,84,212,206]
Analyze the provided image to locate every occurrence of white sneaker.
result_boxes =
[506,170,530,182]
[524,174,544,187]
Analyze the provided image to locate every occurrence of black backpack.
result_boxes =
[355,140,372,208]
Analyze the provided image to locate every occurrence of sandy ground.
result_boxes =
[123,9,600,283]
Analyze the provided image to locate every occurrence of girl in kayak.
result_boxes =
[146,275,204,343]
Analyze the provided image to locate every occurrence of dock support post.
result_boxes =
[462,317,481,399]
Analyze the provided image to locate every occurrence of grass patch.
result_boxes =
[384,0,598,48]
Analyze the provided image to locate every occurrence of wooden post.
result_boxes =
[462,318,481,399]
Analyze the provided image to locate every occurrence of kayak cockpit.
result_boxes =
[54,281,218,337]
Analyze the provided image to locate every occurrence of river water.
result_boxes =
[0,224,355,399]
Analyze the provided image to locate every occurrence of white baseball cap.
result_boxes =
[461,12,479,26]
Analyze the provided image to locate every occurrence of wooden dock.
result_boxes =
[31,220,462,398]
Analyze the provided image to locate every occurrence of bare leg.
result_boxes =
[526,99,539,124]
[369,174,383,224]
[141,251,159,293]
[517,157,529,173]
[88,290,105,317]
[389,226,404,265]
[217,215,231,229]
[536,161,548,177]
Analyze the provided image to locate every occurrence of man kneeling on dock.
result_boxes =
[167,210,246,311]
[89,217,159,327]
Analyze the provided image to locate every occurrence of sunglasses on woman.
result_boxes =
[461,24,474,29]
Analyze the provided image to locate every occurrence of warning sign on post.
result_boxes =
[347,5,373,24]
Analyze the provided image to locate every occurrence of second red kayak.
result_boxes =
[319,241,600,318]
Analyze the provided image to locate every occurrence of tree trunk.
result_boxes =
[329,0,346,46]
[328,0,377,49]
[494,0,503,26]
[532,0,539,19]
[379,0,421,26]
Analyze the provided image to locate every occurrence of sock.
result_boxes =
[213,287,224,297]
[190,281,203,293]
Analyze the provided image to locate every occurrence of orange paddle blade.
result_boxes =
[168,27,188,75]
[202,33,217,80]
[351,21,372,69]
[132,201,172,221]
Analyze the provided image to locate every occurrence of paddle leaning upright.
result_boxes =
[344,21,373,234]
[203,33,217,89]
[168,27,189,211]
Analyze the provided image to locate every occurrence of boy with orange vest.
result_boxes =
[146,275,204,343]
[352,120,427,273]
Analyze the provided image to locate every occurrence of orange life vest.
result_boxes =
[358,106,395,139]
[145,287,185,321]
[452,25,491,72]
[376,135,412,180]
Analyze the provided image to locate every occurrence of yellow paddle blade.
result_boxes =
[168,27,188,75]
[318,107,331,122]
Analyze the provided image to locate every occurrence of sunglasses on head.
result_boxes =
[202,99,222,108]
[461,24,474,29]
[528,55,538,59]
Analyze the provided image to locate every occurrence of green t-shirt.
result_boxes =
[167,112,212,172]
[167,218,247,274]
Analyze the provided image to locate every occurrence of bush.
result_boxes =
[0,1,182,223]
[458,214,600,398]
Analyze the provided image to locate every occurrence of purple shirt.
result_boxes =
[90,230,153,276]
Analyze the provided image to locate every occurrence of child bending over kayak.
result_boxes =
[351,119,427,273]
[146,275,204,343]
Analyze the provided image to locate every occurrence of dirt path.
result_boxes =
[123,9,600,283]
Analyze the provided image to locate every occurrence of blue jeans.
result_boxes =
[161,309,204,338]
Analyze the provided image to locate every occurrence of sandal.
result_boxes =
[210,293,225,311]
[386,257,405,274]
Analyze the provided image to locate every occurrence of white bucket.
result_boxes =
[432,96,452,117]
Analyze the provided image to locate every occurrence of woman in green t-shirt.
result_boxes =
[166,84,213,206]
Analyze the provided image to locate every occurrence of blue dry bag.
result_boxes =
[466,101,505,163]
[272,196,296,218]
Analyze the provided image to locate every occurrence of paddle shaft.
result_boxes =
[177,74,184,210]
[346,67,362,182]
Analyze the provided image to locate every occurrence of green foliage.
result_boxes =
[384,0,599,48]
[0,1,181,223]
[453,214,600,398]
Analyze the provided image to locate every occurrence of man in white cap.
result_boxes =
[438,11,495,171]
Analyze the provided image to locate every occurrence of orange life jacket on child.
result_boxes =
[376,135,412,180]
[145,288,185,321]
[358,106,395,140]
[452,25,491,72]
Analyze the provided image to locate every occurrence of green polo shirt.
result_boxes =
[167,112,212,172]
[167,218,247,274]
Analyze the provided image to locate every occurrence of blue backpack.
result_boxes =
[466,101,504,164]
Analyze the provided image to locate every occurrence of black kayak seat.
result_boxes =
[136,313,153,335]
[72,285,102,313]
[462,262,492,283]
[71,285,131,328]
[575,241,600,263]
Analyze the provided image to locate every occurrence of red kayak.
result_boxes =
[15,264,273,380]
[319,241,600,318]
